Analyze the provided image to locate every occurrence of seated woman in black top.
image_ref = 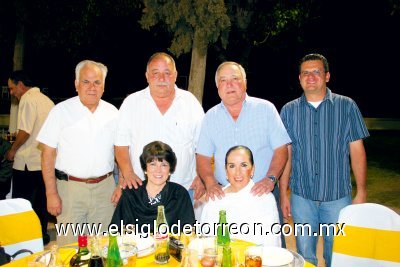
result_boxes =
[110,141,195,233]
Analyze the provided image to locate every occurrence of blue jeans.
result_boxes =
[290,193,351,267]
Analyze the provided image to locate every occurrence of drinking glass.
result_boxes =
[244,246,263,267]
[119,243,137,267]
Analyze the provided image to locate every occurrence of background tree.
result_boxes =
[140,0,230,103]
[140,0,315,103]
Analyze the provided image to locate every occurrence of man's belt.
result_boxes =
[55,169,112,184]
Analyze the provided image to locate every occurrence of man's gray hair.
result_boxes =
[215,61,247,87]
[75,60,108,83]
[146,52,177,72]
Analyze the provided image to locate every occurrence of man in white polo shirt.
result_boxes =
[6,70,54,245]
[114,52,205,201]
[37,60,118,245]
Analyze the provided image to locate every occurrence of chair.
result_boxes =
[331,203,400,267]
[0,198,44,259]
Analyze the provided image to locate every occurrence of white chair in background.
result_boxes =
[331,203,400,267]
[0,198,44,259]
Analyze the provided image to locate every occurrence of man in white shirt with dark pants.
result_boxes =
[6,70,54,245]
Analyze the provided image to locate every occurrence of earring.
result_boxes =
[144,171,147,175]
[250,174,253,179]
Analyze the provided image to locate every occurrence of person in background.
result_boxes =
[196,61,291,247]
[280,53,369,267]
[0,138,12,200]
[6,70,55,244]
[110,141,195,233]
[198,145,280,247]
[114,52,205,202]
[37,60,118,245]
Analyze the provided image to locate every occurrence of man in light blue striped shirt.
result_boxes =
[280,54,369,267]
[196,61,291,247]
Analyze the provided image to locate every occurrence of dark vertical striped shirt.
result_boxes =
[280,89,369,201]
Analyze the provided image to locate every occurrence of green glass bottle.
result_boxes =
[70,235,91,267]
[217,210,230,246]
[221,246,232,267]
[106,235,123,267]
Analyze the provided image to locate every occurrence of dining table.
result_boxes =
[3,238,316,267]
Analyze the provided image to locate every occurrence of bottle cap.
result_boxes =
[78,235,88,247]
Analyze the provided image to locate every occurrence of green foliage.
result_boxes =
[140,0,230,57]
[225,0,313,47]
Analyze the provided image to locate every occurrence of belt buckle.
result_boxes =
[85,177,99,184]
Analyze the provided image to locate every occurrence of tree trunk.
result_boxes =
[188,32,207,104]
[9,0,27,134]
[13,23,25,71]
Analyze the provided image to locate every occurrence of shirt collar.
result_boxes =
[220,93,249,110]
[76,96,103,113]
[300,88,334,105]
[144,85,180,101]
[20,87,40,100]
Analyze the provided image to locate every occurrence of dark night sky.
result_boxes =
[1,1,399,118]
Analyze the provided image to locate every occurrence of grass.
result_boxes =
[351,130,400,210]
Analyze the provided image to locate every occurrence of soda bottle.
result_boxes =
[106,235,123,267]
[217,210,230,246]
[70,235,91,267]
[154,205,170,264]
[221,246,232,267]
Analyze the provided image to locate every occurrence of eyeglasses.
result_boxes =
[80,80,103,88]
[300,70,325,77]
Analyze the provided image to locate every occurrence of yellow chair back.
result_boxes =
[332,203,400,267]
[0,198,44,259]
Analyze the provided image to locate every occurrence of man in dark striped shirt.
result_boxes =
[280,53,369,267]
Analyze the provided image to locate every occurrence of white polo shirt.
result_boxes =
[115,87,204,189]
[37,96,118,178]
[13,87,54,171]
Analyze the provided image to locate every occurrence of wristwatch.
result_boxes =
[267,175,277,184]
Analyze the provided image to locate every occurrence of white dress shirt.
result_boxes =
[37,96,118,178]
[115,87,204,189]
[14,87,54,171]
[199,180,281,247]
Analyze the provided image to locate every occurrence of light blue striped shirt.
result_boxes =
[280,89,369,201]
[196,95,291,185]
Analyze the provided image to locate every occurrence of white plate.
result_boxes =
[262,246,304,267]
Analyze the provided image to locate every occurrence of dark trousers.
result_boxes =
[12,167,48,235]
[0,178,11,200]
[272,185,286,248]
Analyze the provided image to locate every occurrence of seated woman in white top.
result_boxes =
[198,145,281,247]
